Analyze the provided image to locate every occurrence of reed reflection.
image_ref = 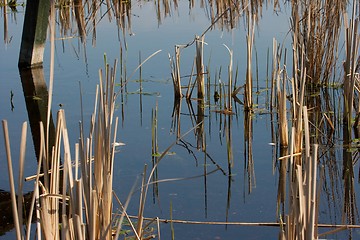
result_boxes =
[151,104,160,203]
[343,102,358,227]
[244,110,255,195]
[2,2,8,44]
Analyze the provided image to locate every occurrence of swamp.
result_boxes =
[0,0,360,239]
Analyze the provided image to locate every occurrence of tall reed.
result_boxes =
[196,35,205,99]
[273,38,288,147]
[244,13,255,111]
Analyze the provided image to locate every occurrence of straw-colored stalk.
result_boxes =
[273,38,288,147]
[169,46,182,99]
[196,35,205,99]
[286,106,318,239]
[223,44,233,111]
[3,59,120,239]
[281,13,317,237]
[2,120,25,240]
[291,13,306,165]
[244,13,255,111]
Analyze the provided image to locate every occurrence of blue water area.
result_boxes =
[0,1,359,239]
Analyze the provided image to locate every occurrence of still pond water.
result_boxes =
[0,1,359,239]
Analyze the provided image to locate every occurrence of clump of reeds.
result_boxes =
[3,58,121,239]
[283,107,319,239]
[343,1,359,133]
[290,0,346,85]
[169,45,182,99]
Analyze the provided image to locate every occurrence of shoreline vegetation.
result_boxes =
[1,0,360,239]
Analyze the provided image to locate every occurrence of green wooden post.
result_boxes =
[18,0,50,68]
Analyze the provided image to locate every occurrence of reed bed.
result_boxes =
[290,0,346,85]
[3,59,122,239]
[343,1,359,133]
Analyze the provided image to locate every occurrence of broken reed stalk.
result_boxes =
[169,46,182,99]
[196,35,205,99]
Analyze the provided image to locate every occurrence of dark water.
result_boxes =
[1,1,359,239]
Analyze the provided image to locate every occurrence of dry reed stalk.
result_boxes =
[17,122,27,234]
[244,13,255,111]
[290,14,307,165]
[2,120,22,240]
[6,58,120,239]
[273,38,288,147]
[196,35,205,99]
[94,61,118,239]
[136,165,148,238]
[223,44,233,111]
[169,46,182,99]
[290,0,345,85]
